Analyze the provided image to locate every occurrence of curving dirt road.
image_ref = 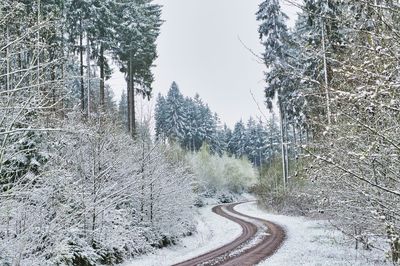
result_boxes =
[173,202,285,266]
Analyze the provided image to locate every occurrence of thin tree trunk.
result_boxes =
[322,18,331,126]
[61,9,66,118]
[91,154,97,244]
[129,62,134,134]
[150,182,153,224]
[292,123,297,146]
[51,61,56,112]
[278,97,287,189]
[86,33,91,116]
[59,1,65,117]
[129,52,136,137]
[99,44,105,108]
[79,20,85,112]
[293,123,297,158]
[6,25,10,93]
[140,141,145,221]
[269,136,273,164]
[37,0,41,89]
[259,149,263,181]
[127,82,131,131]
[299,127,303,146]
[284,114,289,181]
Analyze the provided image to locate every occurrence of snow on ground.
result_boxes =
[123,205,242,266]
[235,202,390,266]
[125,200,390,266]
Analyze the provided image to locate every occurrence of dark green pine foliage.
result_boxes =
[0,131,48,191]
[164,82,188,143]
[200,106,218,152]
[155,84,222,153]
[228,117,281,166]
[65,0,93,110]
[182,97,196,150]
[254,119,269,165]
[245,117,258,163]
[256,0,290,110]
[293,0,345,127]
[91,0,117,106]
[230,120,247,158]
[191,94,207,150]
[114,0,162,135]
[220,124,232,154]
[155,93,168,141]
[115,0,162,98]
[302,0,344,49]
[209,113,223,155]
[265,115,281,161]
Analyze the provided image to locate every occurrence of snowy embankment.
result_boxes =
[235,202,389,266]
[124,205,241,266]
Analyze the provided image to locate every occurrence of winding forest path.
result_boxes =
[173,202,285,266]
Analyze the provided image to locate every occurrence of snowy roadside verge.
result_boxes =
[235,202,389,266]
[123,205,242,266]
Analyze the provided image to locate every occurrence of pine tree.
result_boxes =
[91,0,117,108]
[230,121,247,158]
[192,94,207,150]
[255,119,269,166]
[245,117,258,165]
[65,0,93,112]
[295,0,345,127]
[257,0,290,108]
[164,82,188,144]
[220,124,232,154]
[155,93,167,141]
[115,0,162,136]
[257,0,291,186]
[209,113,222,155]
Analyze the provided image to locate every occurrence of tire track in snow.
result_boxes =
[173,202,285,266]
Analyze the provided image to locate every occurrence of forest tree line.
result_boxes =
[154,82,292,167]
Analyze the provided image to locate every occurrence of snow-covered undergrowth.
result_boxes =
[0,115,195,265]
[187,145,257,205]
[124,205,242,266]
[235,202,390,266]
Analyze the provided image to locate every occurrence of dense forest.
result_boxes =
[0,0,197,265]
[1,0,400,265]
[154,82,282,166]
[256,0,400,263]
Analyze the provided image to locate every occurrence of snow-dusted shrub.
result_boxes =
[188,145,257,200]
[255,157,318,216]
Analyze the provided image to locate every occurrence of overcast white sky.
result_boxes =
[108,0,300,128]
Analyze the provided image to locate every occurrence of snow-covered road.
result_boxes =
[126,201,389,266]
